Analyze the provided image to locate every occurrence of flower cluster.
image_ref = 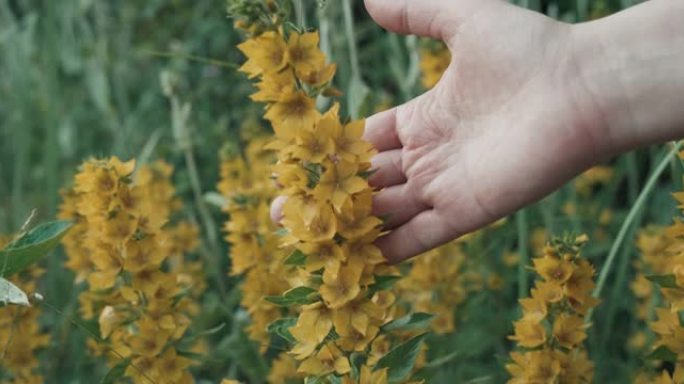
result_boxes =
[644,157,684,381]
[59,158,200,384]
[0,235,50,384]
[507,234,598,383]
[230,2,418,381]
[218,136,295,358]
[395,241,467,334]
[419,42,451,89]
[629,226,672,354]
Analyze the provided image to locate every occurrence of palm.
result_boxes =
[365,1,602,262]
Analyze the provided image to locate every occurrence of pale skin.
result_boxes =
[273,0,684,263]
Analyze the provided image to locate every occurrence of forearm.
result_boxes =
[573,0,684,154]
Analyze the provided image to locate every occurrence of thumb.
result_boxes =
[364,0,497,41]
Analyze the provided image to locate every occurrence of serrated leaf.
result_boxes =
[382,313,434,332]
[284,249,307,266]
[375,333,428,382]
[267,317,297,344]
[100,358,131,384]
[0,221,73,277]
[368,275,402,295]
[0,277,30,306]
[646,345,678,363]
[646,274,678,289]
[265,286,318,306]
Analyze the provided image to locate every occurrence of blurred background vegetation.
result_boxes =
[1,0,678,382]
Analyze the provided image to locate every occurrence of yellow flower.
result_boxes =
[314,160,368,211]
[531,281,564,303]
[330,118,374,162]
[286,202,337,243]
[333,299,384,338]
[298,241,345,276]
[250,70,296,102]
[126,356,159,384]
[298,342,351,376]
[320,256,365,309]
[336,191,382,240]
[288,124,335,163]
[297,302,333,344]
[267,353,303,384]
[265,90,319,140]
[352,365,388,384]
[518,297,547,322]
[155,348,192,383]
[337,324,379,352]
[297,63,337,87]
[127,319,170,357]
[123,236,167,273]
[237,31,288,78]
[506,350,561,384]
[510,318,546,348]
[286,32,325,75]
[533,254,573,284]
[419,46,451,89]
[552,314,587,348]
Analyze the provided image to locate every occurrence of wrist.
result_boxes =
[570,0,684,155]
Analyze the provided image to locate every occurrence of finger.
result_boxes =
[372,184,429,230]
[376,209,456,264]
[270,195,287,225]
[368,149,406,188]
[363,107,402,152]
[364,0,496,41]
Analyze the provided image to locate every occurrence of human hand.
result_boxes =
[362,0,610,262]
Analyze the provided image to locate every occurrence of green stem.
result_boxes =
[294,0,306,28]
[588,142,682,324]
[143,50,239,70]
[341,0,360,80]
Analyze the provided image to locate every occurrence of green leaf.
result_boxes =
[0,277,30,306]
[375,333,428,382]
[274,228,290,238]
[368,275,402,295]
[185,322,227,342]
[176,350,206,361]
[382,312,434,332]
[646,274,678,289]
[0,221,73,277]
[265,286,318,306]
[349,352,366,380]
[284,249,307,266]
[646,345,678,363]
[267,317,297,344]
[423,351,461,369]
[100,357,130,384]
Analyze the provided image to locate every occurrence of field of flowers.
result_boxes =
[0,0,681,383]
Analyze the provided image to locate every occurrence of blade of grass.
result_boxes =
[588,142,682,325]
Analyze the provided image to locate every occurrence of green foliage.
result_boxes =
[646,274,678,289]
[0,220,72,277]
[268,317,297,344]
[265,286,319,306]
[284,249,307,266]
[381,312,434,332]
[100,358,131,384]
[0,277,29,306]
[375,333,428,382]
